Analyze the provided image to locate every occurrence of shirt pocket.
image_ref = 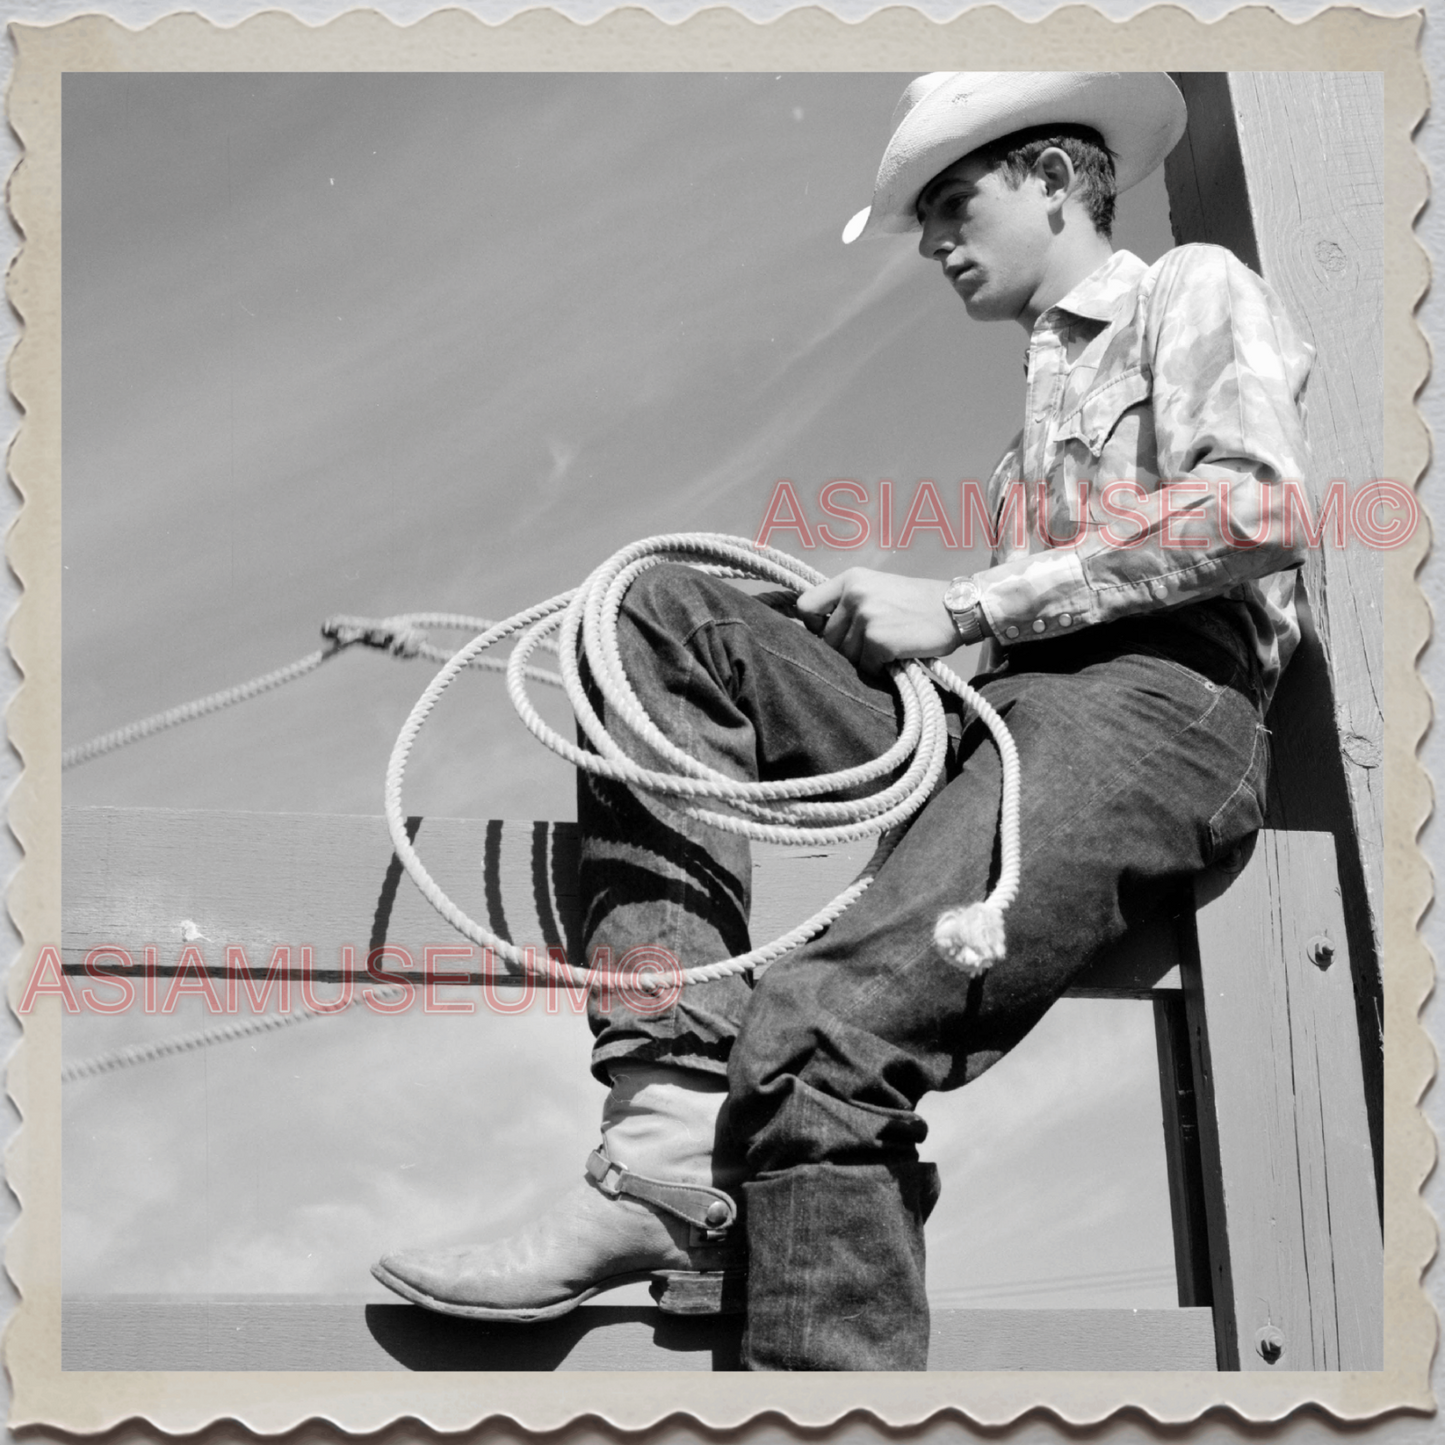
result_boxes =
[1055,366,1152,461]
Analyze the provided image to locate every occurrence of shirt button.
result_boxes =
[1005,626,1020,640]
[1032,619,1047,634]
[1058,614,1072,628]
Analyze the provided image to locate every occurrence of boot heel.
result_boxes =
[650,1267,746,1316]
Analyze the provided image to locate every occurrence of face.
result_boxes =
[915,154,1054,324]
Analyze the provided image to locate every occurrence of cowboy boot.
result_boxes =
[372,1063,745,1323]
[741,1160,940,1370]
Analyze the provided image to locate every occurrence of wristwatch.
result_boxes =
[943,576,992,645]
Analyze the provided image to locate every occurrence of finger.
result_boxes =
[821,596,853,651]
[861,634,898,674]
[840,610,870,667]
[795,575,844,622]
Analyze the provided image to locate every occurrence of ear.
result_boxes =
[1035,147,1077,214]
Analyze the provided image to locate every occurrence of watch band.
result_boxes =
[944,577,991,646]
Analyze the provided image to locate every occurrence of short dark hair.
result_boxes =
[968,123,1118,238]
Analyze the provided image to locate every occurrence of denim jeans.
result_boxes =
[577,563,1270,1368]
[579,563,928,1086]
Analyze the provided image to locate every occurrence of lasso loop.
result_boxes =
[60,536,1021,1081]
[385,533,1021,988]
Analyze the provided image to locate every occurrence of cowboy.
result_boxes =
[375,71,1313,1370]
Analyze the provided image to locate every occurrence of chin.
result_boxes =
[961,285,1025,325]
[961,292,1006,322]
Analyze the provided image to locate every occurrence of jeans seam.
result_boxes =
[810,684,1242,1025]
[681,616,899,724]
[1019,682,1230,868]
[1132,649,1220,690]
[1207,722,1267,854]
[808,685,1249,1081]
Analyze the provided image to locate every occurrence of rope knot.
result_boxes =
[933,900,1006,977]
[322,615,427,659]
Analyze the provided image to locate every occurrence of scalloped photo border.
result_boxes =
[3,3,1432,1434]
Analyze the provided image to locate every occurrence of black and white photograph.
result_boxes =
[5,4,1431,1430]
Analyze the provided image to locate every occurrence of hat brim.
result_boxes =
[844,72,1187,244]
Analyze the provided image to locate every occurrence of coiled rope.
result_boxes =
[61,535,1021,1081]
[386,534,1022,985]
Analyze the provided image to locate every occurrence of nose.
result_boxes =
[918,214,955,263]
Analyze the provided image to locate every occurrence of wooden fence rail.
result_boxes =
[60,806,1380,1371]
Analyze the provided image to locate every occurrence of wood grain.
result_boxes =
[1163,70,1385,1205]
[1152,995,1213,1312]
[1188,830,1383,1370]
[61,811,1383,1371]
[61,807,1181,997]
[1227,75,1387,1203]
[1163,73,1263,273]
[61,1296,1216,1372]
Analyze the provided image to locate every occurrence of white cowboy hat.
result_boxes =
[842,71,1188,244]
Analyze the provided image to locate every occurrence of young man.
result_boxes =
[375,72,1313,1371]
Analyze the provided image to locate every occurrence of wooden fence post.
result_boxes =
[1164,70,1386,1206]
[1186,832,1383,1370]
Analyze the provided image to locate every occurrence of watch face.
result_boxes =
[945,578,978,612]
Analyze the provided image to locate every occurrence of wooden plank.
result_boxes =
[1227,73,1387,1207]
[61,808,1182,997]
[1164,70,1385,1207]
[1231,73,1385,912]
[62,1296,739,1373]
[61,807,578,975]
[1152,995,1213,1313]
[1186,830,1383,1370]
[1164,74,1386,866]
[61,1297,1215,1372]
[1068,906,1182,998]
[927,1306,1216,1372]
[1162,72,1263,273]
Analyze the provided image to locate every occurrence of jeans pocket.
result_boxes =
[1207,720,1270,860]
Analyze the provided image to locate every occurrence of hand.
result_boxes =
[794,568,962,673]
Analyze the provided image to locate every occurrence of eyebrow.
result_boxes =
[916,174,973,221]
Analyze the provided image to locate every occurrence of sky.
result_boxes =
[60,73,1183,1308]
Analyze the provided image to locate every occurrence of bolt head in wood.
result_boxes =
[1307,935,1335,968]
[1255,1325,1285,1364]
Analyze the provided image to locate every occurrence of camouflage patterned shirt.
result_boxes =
[974,244,1314,705]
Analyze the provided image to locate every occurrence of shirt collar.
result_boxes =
[1039,249,1147,328]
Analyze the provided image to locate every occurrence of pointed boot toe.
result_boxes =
[371,1175,739,1323]
[372,1065,747,1323]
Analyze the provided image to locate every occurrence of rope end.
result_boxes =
[933,901,1005,977]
